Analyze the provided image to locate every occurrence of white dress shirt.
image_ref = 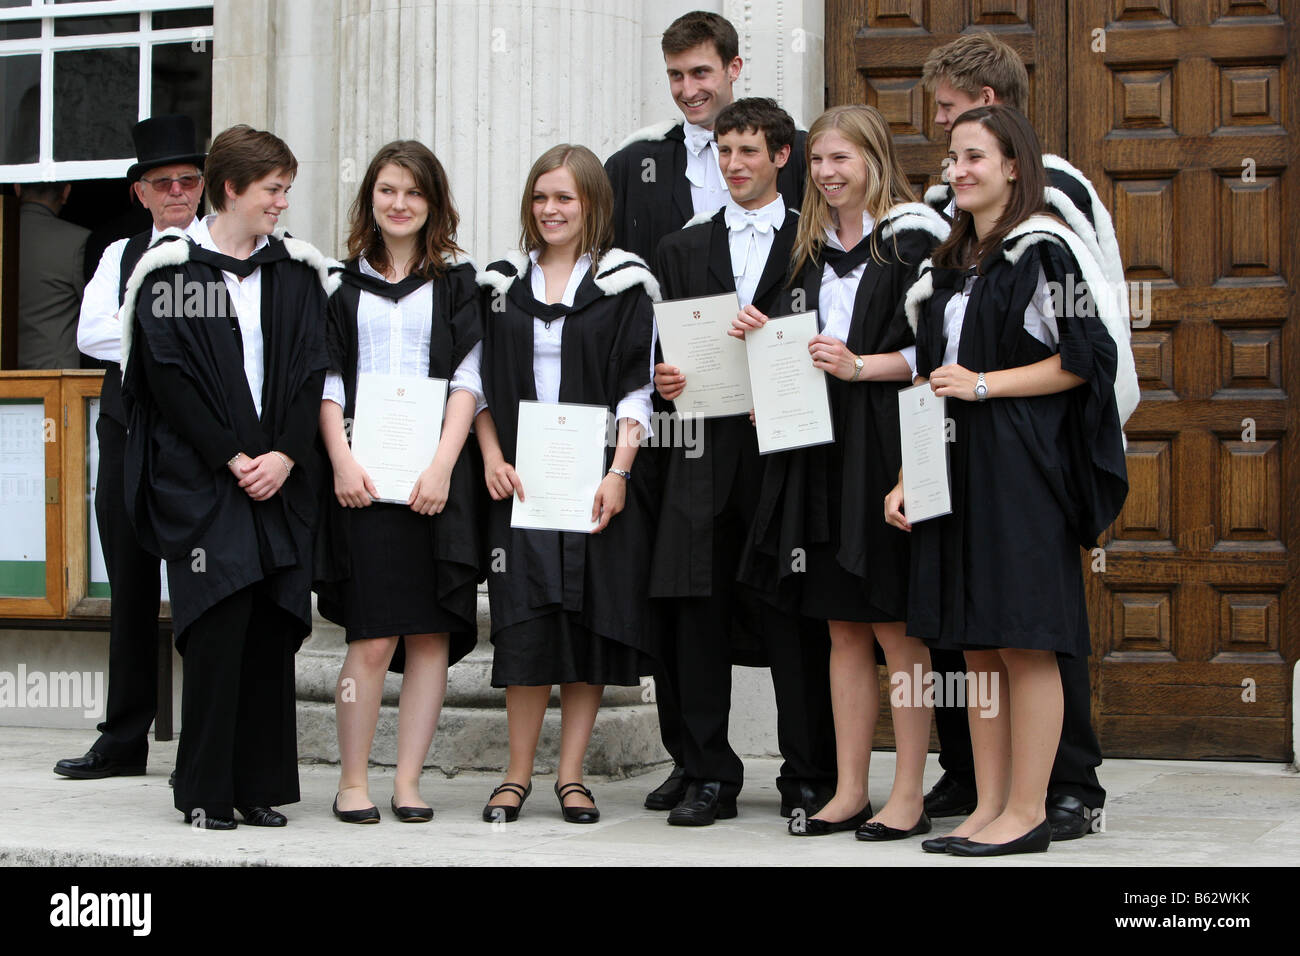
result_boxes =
[940,265,1058,368]
[322,258,486,413]
[527,249,653,435]
[189,215,269,418]
[682,121,729,218]
[724,194,785,308]
[77,218,207,363]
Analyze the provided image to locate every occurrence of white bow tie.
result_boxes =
[684,125,714,155]
[725,207,777,235]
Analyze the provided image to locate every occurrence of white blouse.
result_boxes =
[527,249,653,435]
[322,257,486,413]
[940,264,1059,369]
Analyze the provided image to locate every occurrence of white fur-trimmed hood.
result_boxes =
[879,202,951,244]
[476,248,661,303]
[615,118,681,151]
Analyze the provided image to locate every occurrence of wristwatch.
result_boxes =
[851,356,864,381]
[608,467,631,481]
[974,372,988,402]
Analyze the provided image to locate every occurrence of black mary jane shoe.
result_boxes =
[390,796,434,823]
[555,781,600,824]
[53,750,145,780]
[855,812,932,842]
[237,805,287,827]
[482,781,532,823]
[921,834,965,854]
[788,802,873,836]
[332,794,380,825]
[182,810,237,830]
[644,764,688,811]
[946,819,1052,857]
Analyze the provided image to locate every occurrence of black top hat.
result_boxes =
[126,114,207,182]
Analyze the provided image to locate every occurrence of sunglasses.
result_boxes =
[139,174,203,192]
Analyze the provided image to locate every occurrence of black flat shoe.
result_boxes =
[332,794,380,824]
[390,796,433,823]
[921,834,965,853]
[237,805,287,827]
[182,810,237,830]
[947,820,1052,857]
[644,764,687,811]
[482,781,531,823]
[54,751,145,780]
[856,812,932,842]
[555,781,600,824]
[788,802,873,836]
[666,781,738,827]
[923,772,978,818]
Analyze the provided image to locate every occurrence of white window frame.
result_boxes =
[0,0,214,182]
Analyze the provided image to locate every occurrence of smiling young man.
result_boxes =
[918,32,1137,842]
[55,116,209,784]
[603,11,808,269]
[649,98,836,825]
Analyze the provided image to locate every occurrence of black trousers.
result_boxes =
[931,648,1106,807]
[653,506,837,802]
[90,413,162,765]
[172,586,300,819]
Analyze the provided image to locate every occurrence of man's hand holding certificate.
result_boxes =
[653,292,751,418]
[730,306,834,455]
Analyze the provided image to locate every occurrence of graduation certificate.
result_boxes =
[510,400,610,534]
[897,382,952,523]
[745,311,834,454]
[653,292,752,418]
[350,372,448,504]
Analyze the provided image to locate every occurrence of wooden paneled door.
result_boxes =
[828,1,1298,759]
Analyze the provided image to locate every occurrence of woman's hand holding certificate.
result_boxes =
[737,309,835,455]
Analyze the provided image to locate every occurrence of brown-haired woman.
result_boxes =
[887,105,1128,855]
[474,144,657,824]
[315,140,484,823]
[120,125,331,828]
[732,105,949,840]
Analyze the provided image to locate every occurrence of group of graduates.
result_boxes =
[55,13,1134,857]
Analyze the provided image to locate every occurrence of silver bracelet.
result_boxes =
[272,451,293,476]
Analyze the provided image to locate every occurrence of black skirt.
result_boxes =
[339,503,477,673]
[490,610,649,688]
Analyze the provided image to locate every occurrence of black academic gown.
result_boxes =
[120,234,329,645]
[907,231,1129,655]
[738,209,943,619]
[477,250,657,660]
[605,122,808,269]
[312,257,484,667]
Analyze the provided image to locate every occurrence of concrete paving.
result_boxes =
[2,727,1296,867]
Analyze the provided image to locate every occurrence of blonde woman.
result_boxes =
[474,145,657,824]
[732,105,948,839]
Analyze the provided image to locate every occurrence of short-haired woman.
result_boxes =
[474,144,657,824]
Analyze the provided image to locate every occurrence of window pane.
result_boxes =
[154,9,213,30]
[0,54,40,164]
[54,14,138,36]
[0,0,36,8]
[151,41,212,149]
[0,19,39,39]
[53,47,137,161]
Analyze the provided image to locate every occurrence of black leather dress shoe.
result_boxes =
[390,796,433,823]
[856,812,932,842]
[921,835,965,854]
[237,806,287,827]
[780,781,835,818]
[53,751,145,780]
[333,794,380,824]
[1046,793,1092,841]
[182,810,237,830]
[168,770,175,788]
[644,764,687,810]
[947,819,1052,857]
[788,803,872,836]
[667,781,738,826]
[923,772,978,817]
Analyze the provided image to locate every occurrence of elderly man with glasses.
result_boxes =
[54,115,207,782]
